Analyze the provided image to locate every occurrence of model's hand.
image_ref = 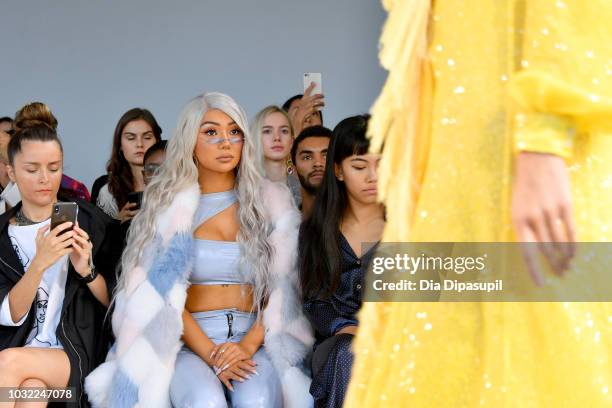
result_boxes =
[512,152,576,285]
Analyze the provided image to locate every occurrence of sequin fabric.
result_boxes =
[345,1,612,406]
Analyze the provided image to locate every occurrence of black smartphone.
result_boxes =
[127,191,143,210]
[50,202,79,235]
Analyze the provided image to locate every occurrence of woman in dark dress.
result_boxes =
[298,114,385,408]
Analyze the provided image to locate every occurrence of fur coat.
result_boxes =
[85,180,314,407]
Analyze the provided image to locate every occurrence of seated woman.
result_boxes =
[0,102,112,407]
[299,115,385,408]
[0,106,91,216]
[86,92,314,408]
[93,108,162,223]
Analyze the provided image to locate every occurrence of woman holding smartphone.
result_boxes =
[0,102,112,407]
[86,92,313,408]
[93,108,161,223]
[299,115,384,408]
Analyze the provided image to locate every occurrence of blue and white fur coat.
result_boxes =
[85,180,314,408]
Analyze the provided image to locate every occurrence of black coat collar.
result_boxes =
[0,204,26,281]
[0,198,110,283]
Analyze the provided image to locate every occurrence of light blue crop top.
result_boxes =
[191,189,245,285]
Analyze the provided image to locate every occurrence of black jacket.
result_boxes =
[0,198,115,407]
[89,175,108,206]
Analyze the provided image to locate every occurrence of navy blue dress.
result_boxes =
[303,234,377,408]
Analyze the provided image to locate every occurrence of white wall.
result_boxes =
[1,0,387,189]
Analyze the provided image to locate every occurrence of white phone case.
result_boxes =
[303,72,323,95]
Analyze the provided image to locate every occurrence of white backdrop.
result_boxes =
[1,0,387,189]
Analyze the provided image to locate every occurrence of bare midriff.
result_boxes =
[185,284,254,313]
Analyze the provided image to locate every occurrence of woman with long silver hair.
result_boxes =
[85,92,314,408]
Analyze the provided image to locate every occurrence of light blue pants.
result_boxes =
[170,308,282,408]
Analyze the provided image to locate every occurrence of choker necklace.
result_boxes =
[15,209,50,226]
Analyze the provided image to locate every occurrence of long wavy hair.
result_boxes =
[106,108,162,209]
[298,114,370,300]
[117,92,273,313]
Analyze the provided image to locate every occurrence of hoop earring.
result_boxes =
[286,158,295,175]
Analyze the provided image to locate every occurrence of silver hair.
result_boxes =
[116,92,273,313]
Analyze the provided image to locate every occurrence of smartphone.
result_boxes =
[303,72,323,96]
[50,202,78,235]
[127,191,143,210]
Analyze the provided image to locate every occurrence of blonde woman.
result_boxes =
[251,106,302,207]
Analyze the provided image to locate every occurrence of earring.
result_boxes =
[286,158,295,175]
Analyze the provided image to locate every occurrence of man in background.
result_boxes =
[290,125,332,217]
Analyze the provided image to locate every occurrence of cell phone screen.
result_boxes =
[127,192,143,210]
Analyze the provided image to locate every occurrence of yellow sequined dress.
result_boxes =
[345,1,612,406]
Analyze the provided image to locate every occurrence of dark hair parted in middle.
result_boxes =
[106,108,162,209]
[298,114,370,300]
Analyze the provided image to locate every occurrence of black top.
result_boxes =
[90,174,109,205]
[303,234,377,339]
[0,197,115,407]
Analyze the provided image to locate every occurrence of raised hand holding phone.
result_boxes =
[289,73,325,134]
[303,72,323,95]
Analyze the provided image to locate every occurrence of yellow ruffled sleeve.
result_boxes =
[509,0,612,160]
